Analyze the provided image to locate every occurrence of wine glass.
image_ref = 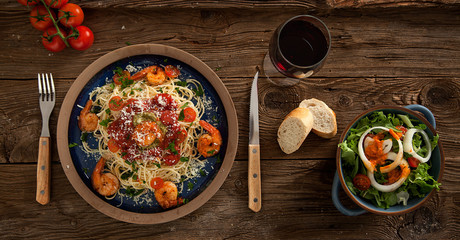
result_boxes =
[262,15,331,86]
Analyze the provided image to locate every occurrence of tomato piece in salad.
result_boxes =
[353,174,371,191]
[407,157,420,168]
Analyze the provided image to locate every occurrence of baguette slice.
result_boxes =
[299,98,337,139]
[277,107,314,154]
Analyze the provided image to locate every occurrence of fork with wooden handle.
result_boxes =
[36,73,55,205]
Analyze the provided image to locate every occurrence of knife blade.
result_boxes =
[248,71,261,212]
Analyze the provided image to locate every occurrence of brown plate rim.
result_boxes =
[336,105,445,215]
[56,44,239,224]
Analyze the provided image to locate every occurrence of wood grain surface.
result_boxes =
[0,0,459,239]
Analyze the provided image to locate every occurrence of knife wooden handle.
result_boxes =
[248,144,261,212]
[36,137,51,205]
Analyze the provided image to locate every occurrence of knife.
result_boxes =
[248,71,261,212]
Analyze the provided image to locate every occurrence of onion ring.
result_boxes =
[403,128,432,163]
[367,155,411,193]
[364,137,392,154]
[358,126,403,173]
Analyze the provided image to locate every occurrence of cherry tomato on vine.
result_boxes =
[42,26,67,52]
[17,0,39,6]
[164,65,180,78]
[30,5,56,31]
[68,25,94,51]
[58,3,84,28]
[44,0,68,9]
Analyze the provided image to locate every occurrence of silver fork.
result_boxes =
[36,73,55,205]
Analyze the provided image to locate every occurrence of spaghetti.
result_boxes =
[78,64,219,207]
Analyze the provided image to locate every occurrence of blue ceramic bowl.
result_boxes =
[332,105,444,216]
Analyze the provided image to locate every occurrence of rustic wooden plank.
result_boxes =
[0,159,458,239]
[0,76,459,163]
[0,8,459,79]
[3,0,459,10]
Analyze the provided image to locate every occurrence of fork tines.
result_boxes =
[38,73,55,101]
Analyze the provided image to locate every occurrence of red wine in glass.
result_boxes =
[265,15,330,83]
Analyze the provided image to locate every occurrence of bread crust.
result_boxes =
[277,107,314,154]
[299,98,337,139]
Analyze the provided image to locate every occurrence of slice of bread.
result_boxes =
[277,107,314,154]
[299,98,337,139]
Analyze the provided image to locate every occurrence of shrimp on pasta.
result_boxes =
[79,64,222,209]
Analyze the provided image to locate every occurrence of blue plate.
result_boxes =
[57,44,238,223]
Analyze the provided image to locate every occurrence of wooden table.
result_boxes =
[1,0,459,238]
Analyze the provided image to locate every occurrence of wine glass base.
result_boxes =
[262,53,301,87]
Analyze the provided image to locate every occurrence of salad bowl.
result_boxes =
[332,105,444,216]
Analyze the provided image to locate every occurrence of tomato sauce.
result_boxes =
[364,133,388,167]
[386,167,402,185]
[106,94,184,164]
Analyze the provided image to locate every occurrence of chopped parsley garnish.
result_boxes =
[167,142,179,155]
[207,150,216,155]
[110,83,115,89]
[68,143,78,148]
[105,108,111,115]
[180,157,189,162]
[125,41,132,46]
[154,163,161,168]
[164,58,168,63]
[187,182,194,190]
[212,115,219,123]
[180,177,185,183]
[215,67,222,71]
[175,87,180,93]
[113,67,124,76]
[120,77,134,90]
[199,169,206,176]
[176,81,187,87]
[80,132,88,142]
[192,85,204,96]
[125,187,143,198]
[183,198,189,204]
[83,168,89,174]
[99,119,112,127]
[158,88,163,93]
[178,109,185,121]
[121,171,134,180]
[121,152,127,157]
[180,102,189,109]
[216,155,221,163]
